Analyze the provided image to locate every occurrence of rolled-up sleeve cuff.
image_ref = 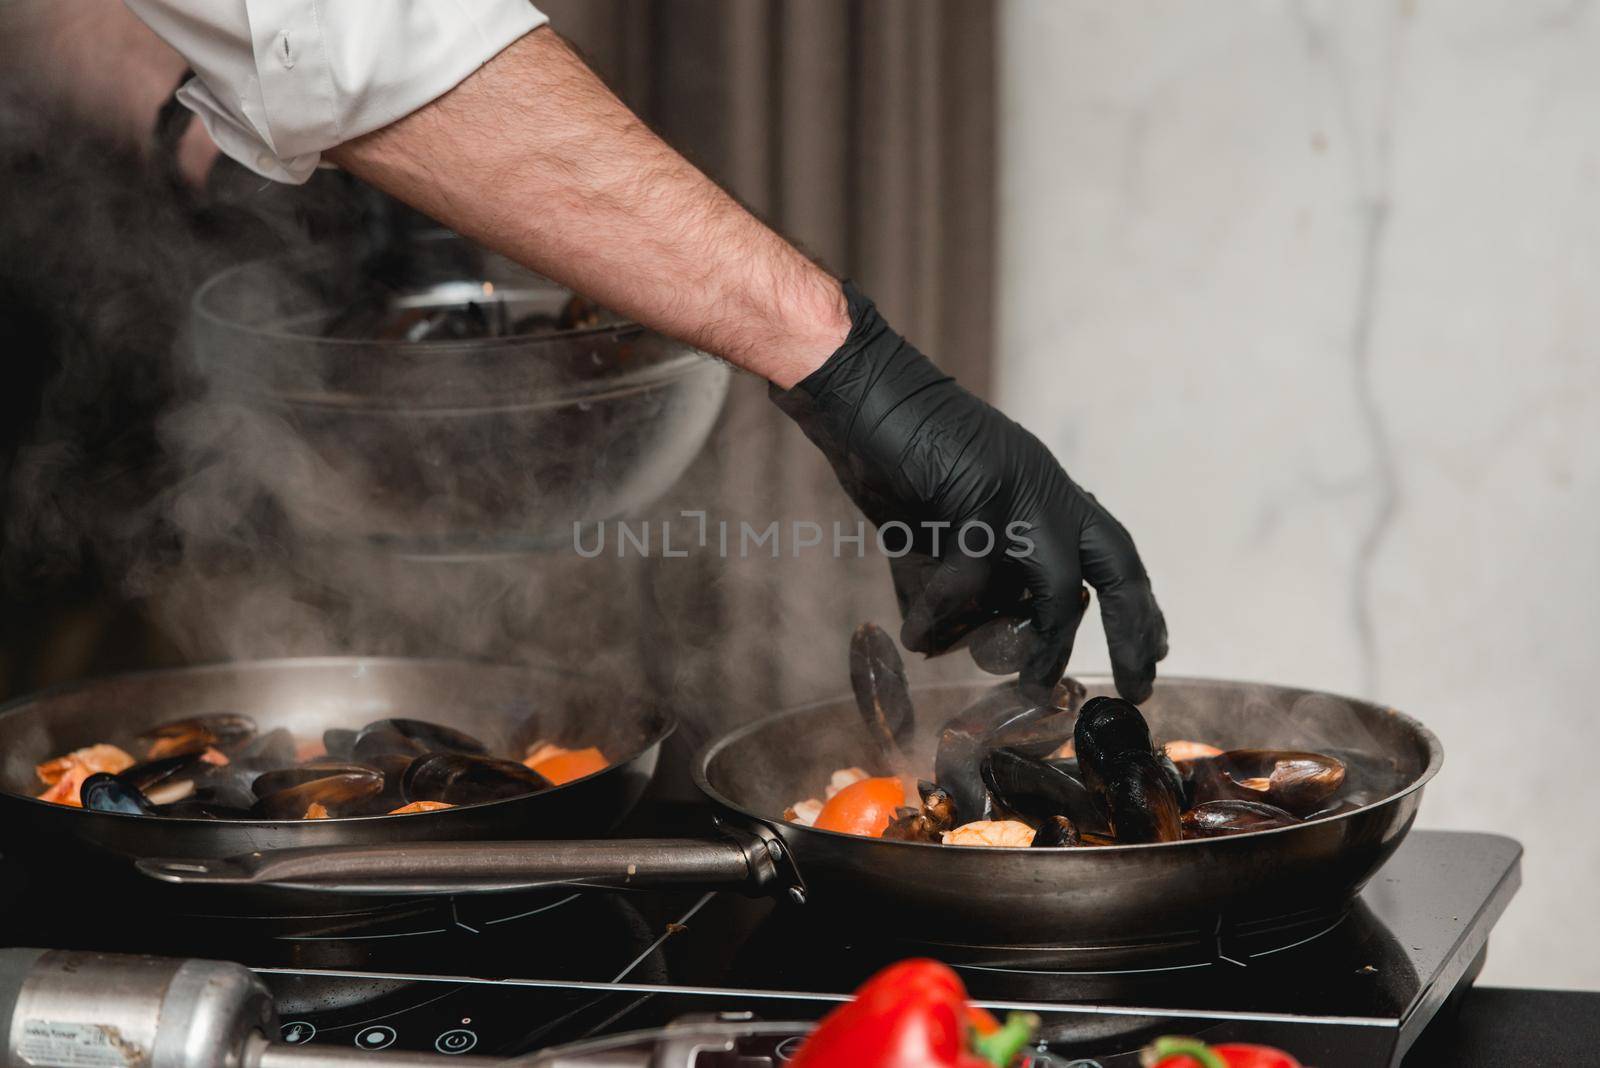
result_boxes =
[188,1,548,185]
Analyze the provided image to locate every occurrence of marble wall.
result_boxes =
[997,0,1600,990]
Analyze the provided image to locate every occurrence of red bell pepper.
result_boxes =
[787,959,1037,1068]
[1143,1036,1303,1068]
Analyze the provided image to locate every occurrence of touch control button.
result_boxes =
[354,1026,397,1051]
[435,1029,478,1055]
[279,1022,315,1045]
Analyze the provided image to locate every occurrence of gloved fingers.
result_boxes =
[1078,507,1167,703]
[899,551,994,655]
[1016,545,1090,690]
[886,552,939,621]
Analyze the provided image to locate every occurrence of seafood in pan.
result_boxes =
[786,622,1400,848]
[31,712,615,821]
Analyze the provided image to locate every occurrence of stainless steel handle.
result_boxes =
[136,834,781,896]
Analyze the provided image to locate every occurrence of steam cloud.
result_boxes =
[0,84,909,804]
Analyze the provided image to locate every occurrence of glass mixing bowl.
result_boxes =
[191,235,729,554]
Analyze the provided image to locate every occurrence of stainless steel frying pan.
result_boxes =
[134,676,1441,963]
[0,657,674,916]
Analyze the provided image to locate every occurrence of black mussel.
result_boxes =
[117,753,210,805]
[882,806,937,843]
[1045,756,1081,777]
[1298,749,1403,820]
[962,589,1090,676]
[1187,750,1347,817]
[1156,751,1190,808]
[933,684,1054,825]
[981,747,1109,835]
[1319,748,1405,798]
[400,753,550,806]
[1073,697,1185,843]
[352,719,488,762]
[80,773,159,816]
[136,713,256,759]
[967,616,1039,676]
[1031,815,1081,848]
[322,729,358,762]
[849,622,915,770]
[1101,757,1184,843]
[251,762,385,800]
[1181,800,1300,838]
[988,708,1076,760]
[351,726,418,763]
[881,781,957,842]
[1072,696,1158,790]
[366,752,416,809]
[917,780,957,834]
[252,772,386,820]
[188,769,259,812]
[231,728,298,771]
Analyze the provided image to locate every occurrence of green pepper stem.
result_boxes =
[1144,1036,1228,1068]
[972,1012,1040,1066]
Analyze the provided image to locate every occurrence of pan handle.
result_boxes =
[135,830,789,896]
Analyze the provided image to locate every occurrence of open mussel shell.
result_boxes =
[400,752,550,806]
[1185,749,1347,816]
[251,771,386,819]
[80,773,159,817]
[119,753,207,799]
[1181,799,1300,839]
[849,622,915,769]
[251,762,385,800]
[136,713,257,759]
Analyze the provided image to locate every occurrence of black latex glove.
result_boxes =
[772,282,1168,700]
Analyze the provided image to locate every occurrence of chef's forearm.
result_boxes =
[326,28,847,388]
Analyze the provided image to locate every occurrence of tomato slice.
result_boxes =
[526,746,609,785]
[812,777,906,837]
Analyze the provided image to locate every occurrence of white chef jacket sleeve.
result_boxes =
[123,0,548,184]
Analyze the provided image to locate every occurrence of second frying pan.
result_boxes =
[0,657,675,919]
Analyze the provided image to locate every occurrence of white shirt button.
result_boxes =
[256,153,276,171]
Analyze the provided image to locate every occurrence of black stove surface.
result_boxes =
[0,828,1520,1067]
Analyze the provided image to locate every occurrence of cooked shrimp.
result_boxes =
[1163,740,1223,762]
[941,820,1037,848]
[389,800,453,815]
[35,744,135,807]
